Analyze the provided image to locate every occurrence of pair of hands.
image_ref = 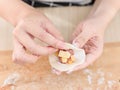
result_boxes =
[12,10,105,73]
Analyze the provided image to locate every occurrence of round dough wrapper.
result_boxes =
[49,43,86,72]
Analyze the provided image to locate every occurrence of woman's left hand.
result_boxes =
[52,16,110,74]
[71,16,108,72]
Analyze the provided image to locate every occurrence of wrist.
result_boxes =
[13,6,35,26]
[87,1,119,25]
[0,0,36,26]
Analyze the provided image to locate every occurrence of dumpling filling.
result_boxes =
[55,49,76,64]
[49,43,86,72]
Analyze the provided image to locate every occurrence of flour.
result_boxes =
[97,69,104,77]
[87,75,92,85]
[82,69,93,85]
[97,77,105,85]
[83,69,93,75]
[82,68,117,90]
[2,72,20,87]
[107,80,116,88]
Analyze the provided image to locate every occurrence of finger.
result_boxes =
[26,27,67,49]
[74,55,97,71]
[14,29,57,56]
[73,30,92,48]
[74,43,103,71]
[12,38,39,64]
[45,22,64,41]
[71,24,83,41]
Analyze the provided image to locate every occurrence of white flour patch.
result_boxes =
[107,80,116,88]
[83,69,93,76]
[97,77,105,85]
[97,69,104,77]
[82,68,116,89]
[87,75,92,85]
[2,72,20,86]
[82,69,93,85]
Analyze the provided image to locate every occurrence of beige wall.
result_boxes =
[0,18,13,50]
[0,6,120,50]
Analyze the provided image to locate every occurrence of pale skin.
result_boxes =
[0,0,120,73]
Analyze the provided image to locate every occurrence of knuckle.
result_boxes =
[12,52,21,63]
[13,21,27,36]
[12,28,19,36]
[12,53,16,62]
[13,28,24,37]
[18,19,27,27]
[27,45,35,53]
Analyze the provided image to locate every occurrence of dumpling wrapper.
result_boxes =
[49,43,86,72]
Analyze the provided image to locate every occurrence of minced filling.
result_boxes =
[55,49,75,64]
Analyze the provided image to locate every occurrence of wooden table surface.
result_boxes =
[0,43,120,90]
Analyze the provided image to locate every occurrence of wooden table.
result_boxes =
[0,43,120,90]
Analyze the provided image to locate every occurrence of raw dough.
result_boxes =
[49,43,86,72]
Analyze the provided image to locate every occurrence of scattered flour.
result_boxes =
[83,69,93,85]
[83,69,93,76]
[82,68,116,90]
[87,75,92,85]
[97,77,105,85]
[97,69,104,77]
[107,80,116,88]
[2,72,20,87]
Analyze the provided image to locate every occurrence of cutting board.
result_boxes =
[0,43,120,90]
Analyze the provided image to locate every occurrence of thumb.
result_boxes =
[73,31,92,48]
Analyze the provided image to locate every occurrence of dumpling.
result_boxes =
[49,43,86,72]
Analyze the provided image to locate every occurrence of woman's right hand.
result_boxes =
[12,10,66,64]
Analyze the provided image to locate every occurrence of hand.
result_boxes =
[51,16,110,74]
[71,17,107,71]
[12,10,66,64]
